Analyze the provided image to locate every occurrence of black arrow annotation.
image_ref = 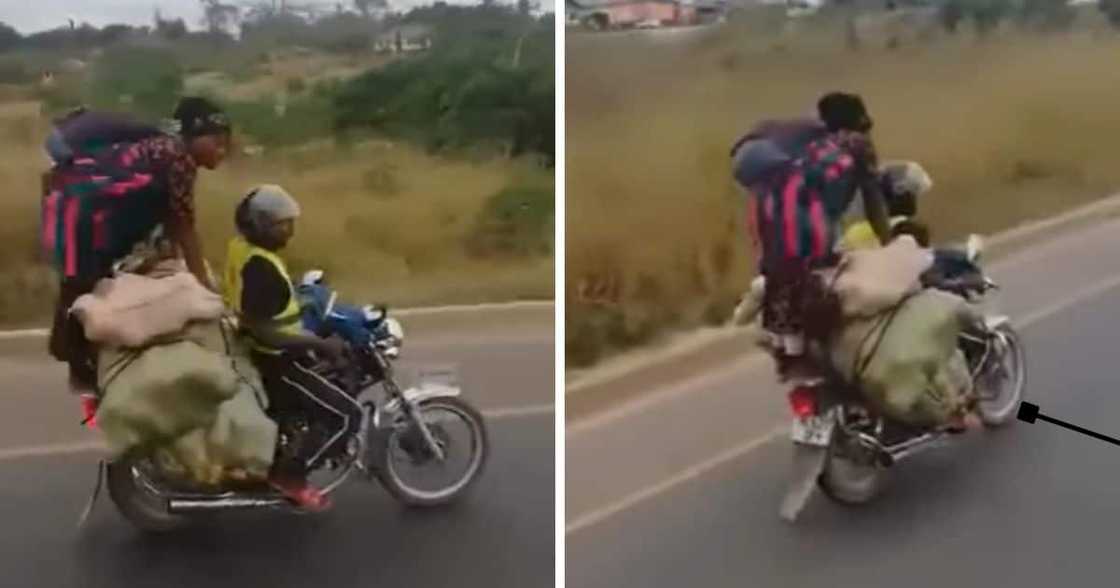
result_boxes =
[1017,401,1120,447]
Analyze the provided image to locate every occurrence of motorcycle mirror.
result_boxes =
[966,234,984,263]
[301,269,325,287]
[362,304,384,323]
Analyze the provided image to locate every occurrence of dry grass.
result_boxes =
[566,22,1120,367]
[0,101,553,326]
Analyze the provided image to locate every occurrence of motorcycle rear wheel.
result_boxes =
[106,454,190,533]
[817,434,885,505]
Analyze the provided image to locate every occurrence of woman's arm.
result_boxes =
[859,175,892,245]
[166,218,213,290]
[853,135,891,245]
[162,140,215,290]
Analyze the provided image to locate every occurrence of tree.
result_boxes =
[199,0,240,34]
[939,0,964,32]
[99,24,135,45]
[967,0,1013,36]
[1019,0,1075,31]
[0,22,21,52]
[1101,0,1120,27]
[156,17,188,40]
[354,0,389,18]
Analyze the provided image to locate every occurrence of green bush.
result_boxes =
[286,77,307,93]
[0,55,31,84]
[87,46,184,120]
[223,94,334,148]
[1100,0,1120,26]
[0,22,21,52]
[465,183,554,258]
[333,13,554,161]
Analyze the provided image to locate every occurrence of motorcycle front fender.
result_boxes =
[985,314,1011,331]
[402,382,462,404]
[378,382,463,426]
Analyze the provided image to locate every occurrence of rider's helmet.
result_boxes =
[235,184,301,248]
[879,160,932,217]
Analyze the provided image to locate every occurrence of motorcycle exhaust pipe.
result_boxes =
[885,432,945,463]
[168,496,289,513]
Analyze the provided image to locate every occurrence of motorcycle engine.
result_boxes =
[276,416,346,469]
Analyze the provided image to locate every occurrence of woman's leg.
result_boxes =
[49,278,98,395]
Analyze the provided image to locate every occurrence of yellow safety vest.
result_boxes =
[223,235,303,355]
[840,216,908,251]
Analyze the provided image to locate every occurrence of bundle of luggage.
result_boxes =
[72,260,277,486]
[741,238,981,428]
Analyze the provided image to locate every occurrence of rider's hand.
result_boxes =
[318,336,347,362]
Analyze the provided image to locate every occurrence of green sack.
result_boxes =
[826,289,979,428]
[97,322,276,485]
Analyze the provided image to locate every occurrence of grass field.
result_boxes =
[566,18,1120,367]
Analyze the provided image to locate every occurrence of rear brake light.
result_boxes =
[788,386,817,419]
[79,394,99,429]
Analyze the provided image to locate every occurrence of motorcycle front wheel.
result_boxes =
[370,397,489,507]
[976,324,1027,427]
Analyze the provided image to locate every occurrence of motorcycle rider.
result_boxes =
[840,160,933,250]
[224,185,362,512]
[732,91,892,380]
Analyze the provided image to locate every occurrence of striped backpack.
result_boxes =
[41,141,169,279]
[754,135,858,269]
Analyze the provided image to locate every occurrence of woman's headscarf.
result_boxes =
[171,97,232,139]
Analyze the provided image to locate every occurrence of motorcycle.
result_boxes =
[91,271,490,532]
[778,236,1026,521]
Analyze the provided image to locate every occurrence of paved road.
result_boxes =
[0,320,555,588]
[568,219,1120,587]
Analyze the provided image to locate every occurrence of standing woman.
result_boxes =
[43,97,233,403]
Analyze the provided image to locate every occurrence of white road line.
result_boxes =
[484,404,555,419]
[0,440,105,462]
[566,271,1120,536]
[565,425,788,535]
[395,301,553,316]
[1015,273,1120,328]
[0,404,555,463]
[566,353,769,436]
[0,329,48,340]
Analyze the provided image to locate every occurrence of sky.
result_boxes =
[0,0,556,34]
